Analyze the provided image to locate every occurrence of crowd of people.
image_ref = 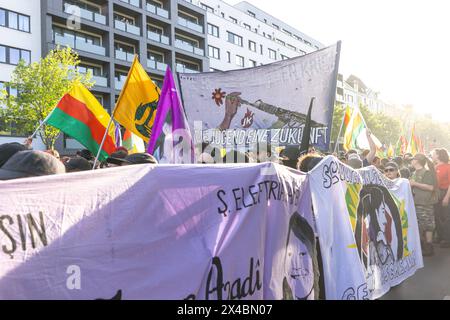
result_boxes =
[1,135,450,258]
[0,139,158,180]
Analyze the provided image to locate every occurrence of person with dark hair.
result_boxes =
[410,153,439,256]
[383,162,400,180]
[282,212,320,300]
[64,156,93,172]
[0,142,32,168]
[280,146,301,169]
[125,153,158,165]
[77,149,94,161]
[355,185,403,283]
[297,154,323,173]
[431,148,450,247]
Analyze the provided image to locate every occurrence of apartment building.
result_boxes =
[186,0,324,71]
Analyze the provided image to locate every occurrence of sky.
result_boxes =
[225,0,450,121]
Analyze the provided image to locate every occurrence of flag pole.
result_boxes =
[333,106,347,154]
[30,107,56,139]
[92,55,139,169]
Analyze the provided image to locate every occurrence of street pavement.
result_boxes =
[380,246,450,300]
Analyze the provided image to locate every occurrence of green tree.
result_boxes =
[0,46,94,149]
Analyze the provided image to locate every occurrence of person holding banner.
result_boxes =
[432,148,450,247]
[410,153,439,256]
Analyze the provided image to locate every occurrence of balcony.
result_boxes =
[119,0,140,8]
[63,3,106,25]
[54,34,106,56]
[146,3,169,19]
[174,39,204,56]
[147,59,168,72]
[92,75,108,87]
[177,17,203,33]
[115,50,135,62]
[176,63,199,74]
[115,76,127,90]
[114,20,140,36]
[147,31,170,45]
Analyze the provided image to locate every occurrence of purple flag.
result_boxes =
[115,123,122,147]
[147,67,194,163]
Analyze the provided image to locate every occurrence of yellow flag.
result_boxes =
[114,55,160,142]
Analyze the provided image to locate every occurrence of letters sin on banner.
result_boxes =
[178,42,341,152]
[308,156,423,300]
[0,163,317,300]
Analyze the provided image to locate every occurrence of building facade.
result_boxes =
[40,0,209,150]
[336,73,388,114]
[0,0,47,148]
[186,0,323,71]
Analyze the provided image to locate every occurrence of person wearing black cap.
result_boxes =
[0,142,31,168]
[0,150,66,180]
[383,162,400,180]
[106,152,158,167]
[64,156,93,172]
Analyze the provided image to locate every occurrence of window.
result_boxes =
[247,11,255,18]
[21,50,30,64]
[221,12,225,18]
[298,49,306,55]
[9,48,20,65]
[272,23,279,30]
[276,39,285,46]
[229,16,237,24]
[287,44,296,51]
[0,46,5,63]
[208,45,220,59]
[283,29,292,36]
[249,59,257,67]
[260,44,263,55]
[281,54,289,60]
[243,23,251,30]
[249,40,256,52]
[227,51,231,63]
[0,9,5,26]
[8,11,17,29]
[227,31,242,46]
[207,23,219,37]
[18,15,29,32]
[235,55,244,67]
[200,3,214,13]
[269,48,277,60]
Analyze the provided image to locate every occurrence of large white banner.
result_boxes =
[178,43,341,152]
[0,163,317,300]
[309,156,423,299]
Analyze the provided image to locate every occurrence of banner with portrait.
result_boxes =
[178,43,341,153]
[0,163,317,300]
[309,156,423,299]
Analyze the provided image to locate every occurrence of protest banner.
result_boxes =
[178,43,341,152]
[0,163,316,300]
[309,156,423,299]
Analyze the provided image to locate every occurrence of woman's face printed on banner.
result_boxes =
[356,185,403,269]
[282,212,316,300]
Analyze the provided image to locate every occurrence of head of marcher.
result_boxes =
[383,161,400,180]
[77,149,93,161]
[0,150,66,180]
[297,153,323,172]
[347,154,363,169]
[64,156,93,172]
[0,142,31,168]
[125,153,158,165]
[45,149,60,161]
[432,148,449,165]
[280,146,301,169]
